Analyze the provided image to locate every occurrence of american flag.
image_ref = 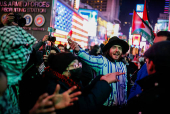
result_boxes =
[71,12,88,49]
[53,1,88,49]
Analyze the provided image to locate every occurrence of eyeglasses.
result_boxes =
[68,62,82,69]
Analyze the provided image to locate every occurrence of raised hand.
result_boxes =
[52,84,81,109]
[42,35,49,43]
[29,93,56,114]
[67,38,80,52]
[100,72,125,84]
[3,13,16,26]
[3,13,14,25]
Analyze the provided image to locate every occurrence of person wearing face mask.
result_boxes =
[0,65,81,114]
[68,36,129,113]
[40,52,124,114]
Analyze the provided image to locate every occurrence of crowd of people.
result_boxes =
[0,13,170,114]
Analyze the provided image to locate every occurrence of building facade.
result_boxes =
[81,0,120,24]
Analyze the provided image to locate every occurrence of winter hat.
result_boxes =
[102,36,129,54]
[48,52,78,74]
[144,41,170,66]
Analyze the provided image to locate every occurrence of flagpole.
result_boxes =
[131,10,135,34]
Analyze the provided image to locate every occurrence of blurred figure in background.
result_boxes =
[127,41,170,113]
[98,43,105,55]
[57,44,66,53]
[128,30,170,100]
[89,45,100,56]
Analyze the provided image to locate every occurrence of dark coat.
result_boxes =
[126,72,169,114]
[79,59,96,86]
[41,70,112,114]
[0,23,4,28]
[19,48,43,114]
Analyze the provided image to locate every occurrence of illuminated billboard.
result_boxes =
[97,17,107,40]
[129,38,132,45]
[107,22,113,36]
[53,1,88,49]
[74,0,80,10]
[112,24,119,37]
[78,8,98,36]
[155,19,169,32]
[132,34,141,46]
[136,4,144,12]
[54,1,73,32]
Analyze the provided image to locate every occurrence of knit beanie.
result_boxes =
[48,52,78,74]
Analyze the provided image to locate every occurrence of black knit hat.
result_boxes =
[102,36,129,54]
[144,41,170,66]
[48,52,78,74]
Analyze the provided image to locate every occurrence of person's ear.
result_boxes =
[148,60,156,73]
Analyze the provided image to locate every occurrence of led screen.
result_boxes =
[136,4,144,12]
[54,1,73,32]
[78,9,98,36]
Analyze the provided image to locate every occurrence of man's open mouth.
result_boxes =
[113,53,120,56]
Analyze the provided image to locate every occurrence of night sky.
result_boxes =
[119,0,165,38]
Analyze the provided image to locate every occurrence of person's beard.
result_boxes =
[112,51,121,60]
[113,51,121,56]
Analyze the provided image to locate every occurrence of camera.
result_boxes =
[48,36,56,42]
[47,27,56,42]
[9,13,26,27]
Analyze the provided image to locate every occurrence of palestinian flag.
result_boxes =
[132,10,154,45]
[143,0,153,30]
[67,30,73,39]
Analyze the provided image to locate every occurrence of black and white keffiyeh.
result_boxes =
[0,26,36,85]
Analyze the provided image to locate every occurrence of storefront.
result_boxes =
[0,0,52,41]
[0,0,88,49]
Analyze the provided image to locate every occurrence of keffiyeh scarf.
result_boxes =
[0,26,36,85]
[43,67,82,90]
[0,85,20,114]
